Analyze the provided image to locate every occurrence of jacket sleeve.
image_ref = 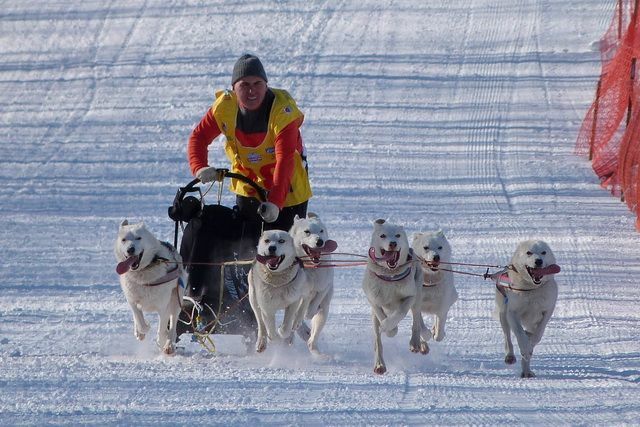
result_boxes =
[268,118,302,208]
[187,108,221,176]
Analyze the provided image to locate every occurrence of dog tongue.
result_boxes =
[530,264,561,279]
[256,254,280,267]
[322,240,338,254]
[116,256,137,275]
[368,246,395,262]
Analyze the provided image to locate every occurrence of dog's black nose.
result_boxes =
[535,258,543,267]
[268,245,277,254]
[389,241,397,249]
[127,247,136,255]
[316,238,324,247]
[433,254,440,262]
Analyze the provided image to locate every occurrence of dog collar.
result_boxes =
[374,266,412,282]
[256,260,301,288]
[494,273,546,296]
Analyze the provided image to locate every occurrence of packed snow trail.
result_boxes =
[1,0,639,424]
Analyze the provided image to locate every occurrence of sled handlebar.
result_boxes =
[185,168,267,202]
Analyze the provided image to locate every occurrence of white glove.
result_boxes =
[195,167,223,183]
[258,202,280,223]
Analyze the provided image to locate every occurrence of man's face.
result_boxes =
[233,76,267,111]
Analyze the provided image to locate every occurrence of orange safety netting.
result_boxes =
[576,0,640,229]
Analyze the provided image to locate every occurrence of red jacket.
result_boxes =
[187,108,303,208]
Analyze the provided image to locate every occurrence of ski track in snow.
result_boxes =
[1,0,639,424]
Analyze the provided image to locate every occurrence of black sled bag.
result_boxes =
[179,204,259,336]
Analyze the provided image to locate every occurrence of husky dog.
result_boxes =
[494,240,560,378]
[289,213,338,356]
[362,219,429,374]
[114,220,185,355]
[412,230,458,345]
[248,229,312,353]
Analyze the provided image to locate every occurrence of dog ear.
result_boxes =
[374,218,386,225]
[120,219,129,227]
[436,229,445,238]
[294,214,301,222]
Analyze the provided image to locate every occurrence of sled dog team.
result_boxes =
[115,215,560,378]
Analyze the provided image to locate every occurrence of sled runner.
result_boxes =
[168,170,267,345]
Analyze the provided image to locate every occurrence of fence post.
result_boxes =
[626,58,636,127]
[620,0,624,40]
[589,79,602,161]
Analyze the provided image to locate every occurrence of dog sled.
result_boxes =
[168,170,267,348]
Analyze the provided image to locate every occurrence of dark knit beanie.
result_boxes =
[231,54,268,86]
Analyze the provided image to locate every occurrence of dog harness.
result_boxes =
[494,269,542,301]
[143,264,183,287]
[253,258,303,288]
[374,266,413,282]
[127,254,184,288]
[368,249,415,282]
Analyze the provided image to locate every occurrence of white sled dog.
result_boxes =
[362,219,429,374]
[412,230,458,347]
[248,229,312,353]
[289,213,338,356]
[493,240,560,378]
[114,220,185,355]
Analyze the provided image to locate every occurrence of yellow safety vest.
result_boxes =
[210,88,312,207]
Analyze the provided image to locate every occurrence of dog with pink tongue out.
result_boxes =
[248,229,313,354]
[288,213,338,358]
[114,220,185,355]
[362,219,430,374]
[492,239,561,378]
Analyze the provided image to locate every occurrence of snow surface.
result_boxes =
[1,0,639,425]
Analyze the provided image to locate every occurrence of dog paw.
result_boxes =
[420,340,430,355]
[139,321,150,334]
[521,371,536,378]
[409,334,422,353]
[134,322,150,340]
[162,342,176,356]
[310,348,331,361]
[433,327,445,342]
[374,364,387,375]
[505,354,516,365]
[409,344,421,353]
[256,337,267,353]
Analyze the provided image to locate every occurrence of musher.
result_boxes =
[187,54,312,240]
